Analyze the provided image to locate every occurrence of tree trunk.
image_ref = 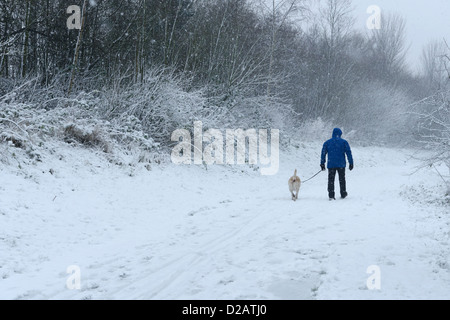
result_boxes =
[1,15,9,77]
[22,0,31,78]
[68,0,87,96]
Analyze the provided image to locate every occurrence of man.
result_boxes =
[320,128,354,200]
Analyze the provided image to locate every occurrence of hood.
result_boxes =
[332,128,343,138]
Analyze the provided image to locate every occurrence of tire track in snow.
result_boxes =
[104,202,277,299]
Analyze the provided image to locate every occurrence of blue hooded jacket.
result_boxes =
[321,128,353,169]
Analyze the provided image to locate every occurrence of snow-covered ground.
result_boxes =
[0,142,449,300]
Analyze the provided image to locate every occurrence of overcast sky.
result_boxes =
[352,0,450,74]
[260,0,449,73]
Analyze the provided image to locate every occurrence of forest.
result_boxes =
[0,0,449,185]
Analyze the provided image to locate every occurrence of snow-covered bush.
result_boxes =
[63,123,110,152]
[415,90,450,195]
[0,66,300,169]
[296,117,335,143]
[97,68,227,144]
[344,80,413,145]
[228,95,296,130]
[0,77,162,167]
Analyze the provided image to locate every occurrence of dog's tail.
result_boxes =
[294,169,297,177]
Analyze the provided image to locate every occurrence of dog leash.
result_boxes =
[302,170,323,183]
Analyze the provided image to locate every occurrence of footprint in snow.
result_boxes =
[188,206,216,216]
[218,276,235,285]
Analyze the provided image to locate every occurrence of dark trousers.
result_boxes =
[328,168,347,199]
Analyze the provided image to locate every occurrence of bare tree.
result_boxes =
[414,40,450,195]
[421,40,448,91]
[319,0,354,49]
[415,92,450,195]
[256,0,305,96]
[367,13,408,80]
[68,0,87,96]
[444,39,450,79]
[313,0,355,117]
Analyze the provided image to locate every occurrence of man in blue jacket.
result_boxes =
[321,128,354,200]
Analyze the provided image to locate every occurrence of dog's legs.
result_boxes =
[291,192,296,201]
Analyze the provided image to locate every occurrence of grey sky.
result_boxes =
[352,0,450,74]
[260,0,449,74]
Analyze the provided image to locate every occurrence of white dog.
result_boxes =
[288,169,301,201]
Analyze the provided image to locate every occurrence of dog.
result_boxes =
[288,169,301,201]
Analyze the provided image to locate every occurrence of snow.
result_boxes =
[0,142,449,300]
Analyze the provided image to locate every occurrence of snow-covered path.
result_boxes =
[1,144,449,299]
